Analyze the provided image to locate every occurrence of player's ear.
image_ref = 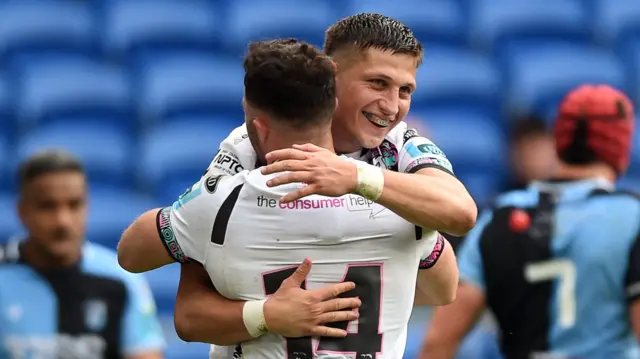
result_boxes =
[253,117,269,143]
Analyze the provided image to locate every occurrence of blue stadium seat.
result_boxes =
[142,264,180,314]
[618,175,640,193]
[593,0,640,45]
[137,53,244,122]
[0,135,10,191]
[412,108,508,174]
[87,187,157,248]
[102,0,219,59]
[223,0,335,52]
[505,43,626,113]
[0,1,95,63]
[414,46,500,118]
[15,56,131,128]
[16,123,133,188]
[138,117,238,194]
[468,0,590,52]
[0,74,12,137]
[346,0,465,44]
[0,193,21,239]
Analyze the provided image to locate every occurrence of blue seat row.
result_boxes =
[0,0,639,59]
[0,41,638,133]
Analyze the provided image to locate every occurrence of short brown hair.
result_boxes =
[18,149,84,190]
[243,39,336,128]
[324,13,423,65]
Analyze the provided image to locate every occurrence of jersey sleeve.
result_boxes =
[626,229,640,303]
[397,127,454,175]
[120,273,165,356]
[203,125,256,177]
[156,172,248,265]
[457,210,493,291]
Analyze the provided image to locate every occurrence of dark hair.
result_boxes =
[243,39,336,128]
[324,13,423,65]
[511,115,549,144]
[18,149,84,190]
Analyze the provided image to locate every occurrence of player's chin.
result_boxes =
[358,132,388,149]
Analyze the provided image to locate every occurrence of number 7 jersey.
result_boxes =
[157,166,439,359]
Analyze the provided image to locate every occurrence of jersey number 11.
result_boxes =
[263,264,384,358]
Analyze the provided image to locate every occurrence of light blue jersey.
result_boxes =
[458,178,640,359]
[0,241,165,359]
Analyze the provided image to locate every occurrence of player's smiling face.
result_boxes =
[333,48,417,152]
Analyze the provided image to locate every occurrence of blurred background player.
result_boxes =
[119,38,456,359]
[506,115,558,191]
[156,13,474,350]
[420,84,640,359]
[0,150,165,359]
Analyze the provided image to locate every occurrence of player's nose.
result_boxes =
[378,94,399,118]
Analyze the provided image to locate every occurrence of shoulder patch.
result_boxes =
[205,175,224,194]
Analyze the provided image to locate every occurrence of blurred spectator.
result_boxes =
[507,115,557,191]
[0,150,165,359]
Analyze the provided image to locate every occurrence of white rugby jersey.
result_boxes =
[158,166,440,359]
[204,121,454,178]
[196,121,455,358]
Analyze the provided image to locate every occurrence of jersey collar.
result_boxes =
[529,177,614,202]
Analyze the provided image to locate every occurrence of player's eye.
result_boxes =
[368,79,387,87]
[400,86,413,95]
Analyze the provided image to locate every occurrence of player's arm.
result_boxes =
[414,233,458,305]
[120,274,165,359]
[118,208,176,273]
[376,131,476,236]
[418,211,493,358]
[626,228,640,339]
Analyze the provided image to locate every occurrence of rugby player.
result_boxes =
[119,39,458,358]
[1,150,164,359]
[120,12,475,350]
[420,85,640,359]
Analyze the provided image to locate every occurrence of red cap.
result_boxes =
[554,84,635,175]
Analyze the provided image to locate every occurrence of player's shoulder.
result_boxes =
[80,242,149,290]
[206,124,257,176]
[589,188,640,218]
[220,123,250,147]
[490,188,541,210]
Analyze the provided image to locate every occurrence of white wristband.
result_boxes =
[355,161,384,201]
[242,300,269,338]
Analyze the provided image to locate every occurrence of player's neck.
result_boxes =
[277,129,335,153]
[554,162,617,183]
[22,239,80,270]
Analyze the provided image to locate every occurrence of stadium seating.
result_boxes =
[0,1,639,357]
[505,43,626,114]
[468,0,590,53]
[102,0,220,60]
[414,46,501,118]
[346,0,466,45]
[136,52,244,123]
[224,0,334,52]
[13,56,132,129]
[0,1,96,64]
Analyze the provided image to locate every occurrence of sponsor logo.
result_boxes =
[84,300,107,332]
[403,128,419,144]
[371,140,399,169]
[345,194,386,218]
[212,150,244,174]
[157,207,189,263]
[205,175,223,194]
[256,195,345,210]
